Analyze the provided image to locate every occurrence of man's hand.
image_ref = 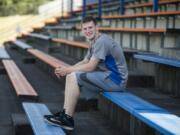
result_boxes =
[54,57,99,78]
[55,66,71,77]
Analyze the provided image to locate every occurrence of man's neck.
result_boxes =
[90,32,101,44]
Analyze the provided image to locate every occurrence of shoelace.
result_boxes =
[53,109,65,117]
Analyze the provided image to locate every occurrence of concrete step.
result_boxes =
[0,66,6,74]
[11,114,33,135]
[127,71,155,88]
[160,47,180,60]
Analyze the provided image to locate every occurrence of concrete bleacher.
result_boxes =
[46,25,179,55]
[1,0,180,134]
[100,91,180,135]
[134,53,180,97]
[10,39,180,134]
[102,11,180,29]
[68,0,180,18]
[45,6,180,54]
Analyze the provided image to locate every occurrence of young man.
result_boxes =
[44,16,128,130]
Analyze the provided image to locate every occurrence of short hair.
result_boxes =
[82,16,97,25]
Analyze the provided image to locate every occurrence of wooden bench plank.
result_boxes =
[23,33,88,48]
[22,102,66,135]
[52,38,141,56]
[12,40,70,69]
[44,18,58,25]
[134,54,180,68]
[27,49,70,68]
[76,26,166,33]
[98,27,166,33]
[61,17,82,23]
[0,47,10,59]
[52,38,88,49]
[2,59,38,97]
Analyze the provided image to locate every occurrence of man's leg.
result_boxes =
[63,72,80,117]
[43,72,78,130]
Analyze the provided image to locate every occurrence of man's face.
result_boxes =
[82,21,97,41]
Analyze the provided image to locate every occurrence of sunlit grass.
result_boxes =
[0,12,64,44]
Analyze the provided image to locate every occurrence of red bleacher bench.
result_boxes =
[2,59,38,99]
[27,48,70,69]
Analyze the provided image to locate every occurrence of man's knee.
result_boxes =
[67,72,75,78]
[66,72,78,82]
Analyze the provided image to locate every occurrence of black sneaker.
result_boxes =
[44,110,74,130]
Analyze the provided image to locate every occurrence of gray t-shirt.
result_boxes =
[85,34,128,85]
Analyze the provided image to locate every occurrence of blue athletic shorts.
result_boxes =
[75,71,126,99]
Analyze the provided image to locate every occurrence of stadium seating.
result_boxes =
[1,0,180,134]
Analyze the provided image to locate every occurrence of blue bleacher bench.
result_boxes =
[22,102,66,135]
[103,92,180,135]
[29,33,52,41]
[0,47,10,59]
[46,25,76,30]
[134,54,180,68]
[13,40,32,50]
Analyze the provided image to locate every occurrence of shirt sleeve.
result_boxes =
[92,41,108,60]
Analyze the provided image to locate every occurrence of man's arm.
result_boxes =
[56,57,100,76]
[70,57,99,72]
[73,58,89,66]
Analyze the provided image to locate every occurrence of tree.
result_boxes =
[0,0,52,16]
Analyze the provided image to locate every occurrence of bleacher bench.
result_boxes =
[27,49,70,69]
[102,11,180,19]
[103,92,180,135]
[13,40,32,50]
[26,33,52,41]
[2,59,38,99]
[45,25,76,30]
[52,38,88,49]
[126,0,180,8]
[134,54,180,68]
[23,33,140,56]
[22,33,88,49]
[76,26,180,33]
[12,40,70,69]
[22,102,66,135]
[0,47,10,59]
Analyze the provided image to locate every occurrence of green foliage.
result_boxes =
[0,0,53,16]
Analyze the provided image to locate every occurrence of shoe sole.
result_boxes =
[44,118,74,131]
